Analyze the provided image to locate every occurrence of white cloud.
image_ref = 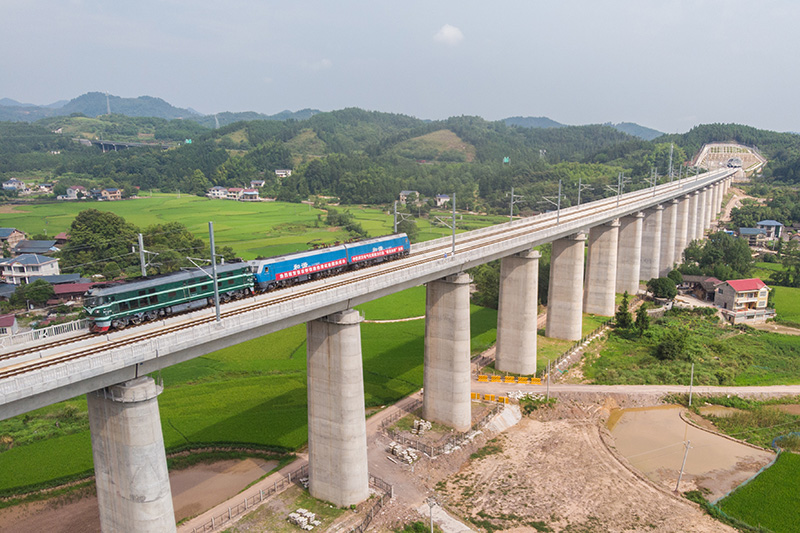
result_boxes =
[308,58,333,71]
[433,24,464,46]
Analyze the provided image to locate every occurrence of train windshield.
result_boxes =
[84,296,104,307]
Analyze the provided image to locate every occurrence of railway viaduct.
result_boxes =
[0,168,735,532]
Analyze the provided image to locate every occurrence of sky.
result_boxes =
[2,0,799,134]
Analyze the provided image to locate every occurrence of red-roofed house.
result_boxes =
[226,188,244,200]
[0,314,18,336]
[52,282,97,302]
[715,278,775,323]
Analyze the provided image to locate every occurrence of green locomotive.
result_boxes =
[83,263,253,332]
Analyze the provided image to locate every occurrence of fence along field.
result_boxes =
[0,288,498,493]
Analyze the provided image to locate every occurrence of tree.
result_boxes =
[635,306,650,334]
[615,291,633,329]
[59,209,140,276]
[102,261,121,279]
[655,327,690,361]
[470,260,500,309]
[647,277,677,300]
[667,270,683,284]
[10,279,55,308]
[396,218,419,242]
[142,221,206,275]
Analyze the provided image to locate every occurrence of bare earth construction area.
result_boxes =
[430,401,739,533]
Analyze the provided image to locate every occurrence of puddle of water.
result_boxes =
[696,405,744,417]
[606,404,677,432]
[609,405,774,500]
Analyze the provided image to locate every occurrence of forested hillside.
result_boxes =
[3,111,799,214]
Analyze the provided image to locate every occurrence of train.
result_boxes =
[83,233,411,332]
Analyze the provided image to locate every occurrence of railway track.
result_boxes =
[0,171,731,381]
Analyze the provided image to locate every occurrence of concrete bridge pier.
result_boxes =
[687,191,699,243]
[87,377,176,533]
[584,220,619,316]
[615,213,643,295]
[423,272,472,431]
[640,206,662,281]
[306,309,369,506]
[710,183,719,221]
[674,195,689,264]
[546,233,586,340]
[659,199,678,276]
[496,250,540,375]
[704,186,714,229]
[697,187,708,237]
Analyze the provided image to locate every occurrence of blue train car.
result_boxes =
[344,234,410,267]
[250,245,349,291]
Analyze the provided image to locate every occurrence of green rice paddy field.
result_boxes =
[772,285,800,324]
[0,195,507,259]
[0,287,498,493]
[718,452,800,533]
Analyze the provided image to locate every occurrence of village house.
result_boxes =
[756,219,783,239]
[0,254,60,285]
[54,232,70,246]
[714,278,775,324]
[679,275,722,301]
[240,189,260,201]
[0,283,16,301]
[101,188,122,201]
[13,240,59,256]
[64,185,87,199]
[738,227,769,247]
[2,178,25,191]
[50,282,98,305]
[250,179,266,188]
[434,194,451,207]
[207,186,228,199]
[0,314,19,336]
[226,187,244,200]
[0,228,26,251]
[399,190,419,205]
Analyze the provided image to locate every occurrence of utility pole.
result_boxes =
[451,192,456,255]
[577,177,593,206]
[508,187,524,222]
[546,360,550,401]
[427,497,436,533]
[541,180,562,224]
[675,440,691,492]
[688,363,695,407]
[138,233,147,277]
[646,168,658,196]
[209,222,221,323]
[133,233,158,277]
[432,193,456,255]
[668,143,674,182]
[393,201,398,233]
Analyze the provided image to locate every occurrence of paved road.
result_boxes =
[472,381,800,397]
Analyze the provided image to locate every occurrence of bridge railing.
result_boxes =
[0,318,88,350]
